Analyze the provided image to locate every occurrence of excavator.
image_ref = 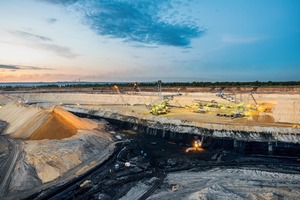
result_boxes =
[145,99,170,115]
[145,92,182,115]
[145,80,182,115]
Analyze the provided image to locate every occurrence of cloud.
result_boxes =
[0,72,83,82]
[10,30,78,58]
[11,30,52,42]
[46,17,58,24]
[22,66,54,70]
[39,0,204,47]
[0,64,19,70]
[0,64,54,71]
[84,1,203,47]
[37,43,78,58]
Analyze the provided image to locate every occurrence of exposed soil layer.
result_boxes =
[273,100,300,124]
[0,101,97,140]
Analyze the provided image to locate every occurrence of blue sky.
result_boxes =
[0,0,299,82]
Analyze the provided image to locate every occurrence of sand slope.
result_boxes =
[0,101,97,139]
[24,131,113,183]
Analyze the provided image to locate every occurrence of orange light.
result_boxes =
[114,85,118,89]
[185,146,203,153]
[194,141,198,148]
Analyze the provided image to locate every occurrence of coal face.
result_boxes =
[96,116,300,158]
[32,113,300,200]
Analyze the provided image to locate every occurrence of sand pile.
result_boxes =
[22,130,113,184]
[0,101,115,197]
[0,101,98,139]
[272,100,300,124]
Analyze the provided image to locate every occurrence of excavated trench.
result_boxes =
[74,112,300,158]
[27,112,300,200]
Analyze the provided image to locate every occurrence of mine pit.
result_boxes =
[0,88,299,200]
[26,116,300,200]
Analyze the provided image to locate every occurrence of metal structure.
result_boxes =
[113,85,127,105]
[248,93,258,105]
[157,80,162,101]
[132,82,141,93]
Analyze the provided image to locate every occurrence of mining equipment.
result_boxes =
[113,85,127,105]
[248,92,258,105]
[217,92,236,102]
[185,139,203,153]
[216,86,259,105]
[145,99,170,115]
[132,82,141,93]
[146,81,183,115]
[157,80,162,101]
[216,90,223,97]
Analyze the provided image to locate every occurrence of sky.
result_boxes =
[0,0,299,82]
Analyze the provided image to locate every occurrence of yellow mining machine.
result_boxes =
[145,99,171,115]
[145,80,175,115]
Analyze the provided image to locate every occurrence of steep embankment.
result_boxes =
[65,106,300,143]
[0,101,97,139]
[9,129,114,190]
[23,131,113,183]
[273,100,300,124]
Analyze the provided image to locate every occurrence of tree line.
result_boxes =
[1,81,299,89]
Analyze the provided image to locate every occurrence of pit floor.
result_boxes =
[87,104,297,129]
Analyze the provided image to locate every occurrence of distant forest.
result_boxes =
[50,81,300,88]
[1,81,300,89]
[137,81,300,87]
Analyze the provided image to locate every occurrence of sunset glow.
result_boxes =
[1,0,299,82]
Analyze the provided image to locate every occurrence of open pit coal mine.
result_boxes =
[16,112,299,200]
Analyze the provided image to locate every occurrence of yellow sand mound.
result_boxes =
[0,101,97,140]
[29,111,77,140]
[53,106,97,130]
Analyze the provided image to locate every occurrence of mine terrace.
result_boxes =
[0,82,300,200]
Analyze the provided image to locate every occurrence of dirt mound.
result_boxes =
[53,106,97,130]
[29,111,77,140]
[0,101,97,140]
[24,131,113,183]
